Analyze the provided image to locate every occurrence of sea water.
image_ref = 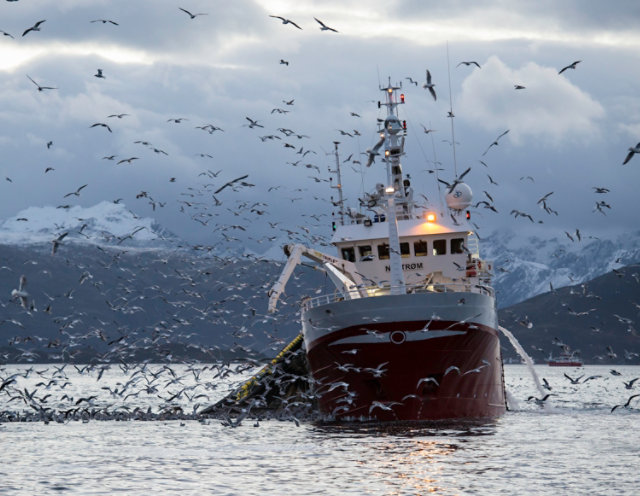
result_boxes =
[1,364,639,495]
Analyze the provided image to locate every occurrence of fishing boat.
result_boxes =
[268,79,507,421]
[547,350,583,367]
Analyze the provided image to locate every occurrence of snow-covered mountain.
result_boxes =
[2,204,639,310]
[484,228,640,307]
[0,202,180,249]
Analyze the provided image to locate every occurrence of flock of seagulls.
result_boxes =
[1,6,639,426]
[269,15,339,32]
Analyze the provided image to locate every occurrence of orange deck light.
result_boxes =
[426,212,436,222]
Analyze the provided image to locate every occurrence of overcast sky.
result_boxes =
[1,0,639,253]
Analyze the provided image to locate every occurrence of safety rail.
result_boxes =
[302,281,494,310]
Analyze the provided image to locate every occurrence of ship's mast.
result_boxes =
[378,78,407,295]
[328,141,345,226]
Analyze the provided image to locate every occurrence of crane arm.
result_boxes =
[268,244,365,313]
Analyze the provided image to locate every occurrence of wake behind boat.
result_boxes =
[267,79,507,421]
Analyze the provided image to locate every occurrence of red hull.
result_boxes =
[548,361,583,367]
[305,320,506,421]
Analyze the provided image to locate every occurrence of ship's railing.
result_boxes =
[302,281,494,310]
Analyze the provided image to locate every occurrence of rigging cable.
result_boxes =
[446,41,458,177]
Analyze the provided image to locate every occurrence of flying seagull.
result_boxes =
[457,61,481,68]
[94,69,105,79]
[558,60,581,75]
[314,17,338,32]
[90,122,112,132]
[611,394,640,413]
[214,174,250,194]
[245,117,264,129]
[269,15,302,30]
[10,275,29,309]
[22,20,46,37]
[622,142,640,165]
[90,19,119,25]
[117,157,139,164]
[51,232,69,255]
[179,7,207,19]
[1,30,14,39]
[482,129,509,156]
[26,75,56,92]
[438,166,471,194]
[64,184,88,198]
[422,69,436,101]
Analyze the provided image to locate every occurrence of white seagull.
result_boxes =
[11,275,30,309]
[314,17,338,32]
[422,70,436,101]
[269,15,302,30]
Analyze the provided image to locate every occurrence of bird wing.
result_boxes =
[458,167,471,181]
[428,87,437,101]
[623,150,635,165]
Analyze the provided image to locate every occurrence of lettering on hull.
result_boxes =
[384,262,423,272]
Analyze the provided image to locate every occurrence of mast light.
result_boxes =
[385,186,395,194]
[400,93,405,103]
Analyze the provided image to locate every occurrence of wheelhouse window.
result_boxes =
[358,245,373,261]
[414,240,428,257]
[341,247,355,262]
[451,238,465,254]
[433,239,446,256]
[400,242,410,258]
[377,243,390,260]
